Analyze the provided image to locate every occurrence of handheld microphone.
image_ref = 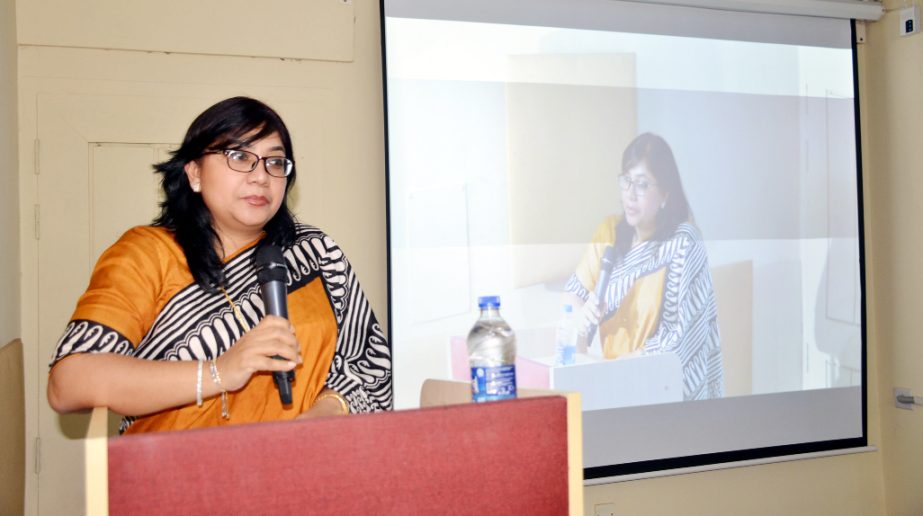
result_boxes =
[585,245,617,347]
[255,244,294,405]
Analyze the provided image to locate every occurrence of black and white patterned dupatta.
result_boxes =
[567,222,723,400]
[53,224,393,428]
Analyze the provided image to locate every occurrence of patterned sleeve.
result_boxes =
[643,226,723,400]
[50,227,164,367]
[309,233,393,413]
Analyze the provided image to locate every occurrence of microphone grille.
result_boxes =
[600,245,617,269]
[254,244,288,283]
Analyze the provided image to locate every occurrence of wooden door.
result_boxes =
[35,94,178,514]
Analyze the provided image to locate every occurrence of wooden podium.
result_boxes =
[85,380,583,515]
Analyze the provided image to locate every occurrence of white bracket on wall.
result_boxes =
[894,387,922,409]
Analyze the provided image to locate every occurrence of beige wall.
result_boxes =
[1,0,19,345]
[863,3,923,514]
[0,1,23,510]
[1,0,21,497]
[585,451,885,515]
[16,2,386,514]
[9,1,923,515]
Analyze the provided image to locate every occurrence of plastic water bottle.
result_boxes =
[554,304,577,366]
[467,295,517,403]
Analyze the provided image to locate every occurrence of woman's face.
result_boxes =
[184,131,288,245]
[620,161,667,239]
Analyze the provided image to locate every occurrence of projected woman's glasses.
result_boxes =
[618,174,657,197]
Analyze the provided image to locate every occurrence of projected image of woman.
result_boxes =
[565,133,723,400]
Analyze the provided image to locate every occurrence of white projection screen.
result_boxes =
[381,0,866,480]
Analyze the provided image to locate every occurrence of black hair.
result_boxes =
[152,96,297,292]
[614,133,692,262]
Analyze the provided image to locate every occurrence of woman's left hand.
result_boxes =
[297,388,349,419]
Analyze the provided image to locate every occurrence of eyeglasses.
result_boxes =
[205,149,294,178]
[618,174,657,197]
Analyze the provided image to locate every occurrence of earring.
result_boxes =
[191,183,201,193]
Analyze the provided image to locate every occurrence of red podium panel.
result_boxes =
[107,397,569,515]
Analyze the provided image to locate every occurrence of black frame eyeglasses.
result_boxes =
[205,149,294,178]
[618,174,657,197]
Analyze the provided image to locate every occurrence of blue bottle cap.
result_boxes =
[477,295,501,308]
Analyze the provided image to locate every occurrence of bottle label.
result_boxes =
[470,364,517,402]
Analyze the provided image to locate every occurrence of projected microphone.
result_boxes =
[585,245,617,347]
[255,244,294,405]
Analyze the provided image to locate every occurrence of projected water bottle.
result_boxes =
[467,295,517,402]
[553,304,577,366]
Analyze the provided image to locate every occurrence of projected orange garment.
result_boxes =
[51,224,391,433]
[597,269,665,359]
[571,216,666,358]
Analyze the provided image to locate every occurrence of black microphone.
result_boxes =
[254,244,294,405]
[585,245,617,347]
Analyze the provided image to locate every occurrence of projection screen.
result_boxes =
[381,0,866,479]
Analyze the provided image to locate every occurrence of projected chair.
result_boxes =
[711,261,754,397]
[85,386,583,515]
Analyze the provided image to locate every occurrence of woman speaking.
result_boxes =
[566,133,723,401]
[47,97,391,432]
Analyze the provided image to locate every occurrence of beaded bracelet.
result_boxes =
[209,359,230,420]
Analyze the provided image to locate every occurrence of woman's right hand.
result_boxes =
[215,315,302,392]
[578,292,602,337]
